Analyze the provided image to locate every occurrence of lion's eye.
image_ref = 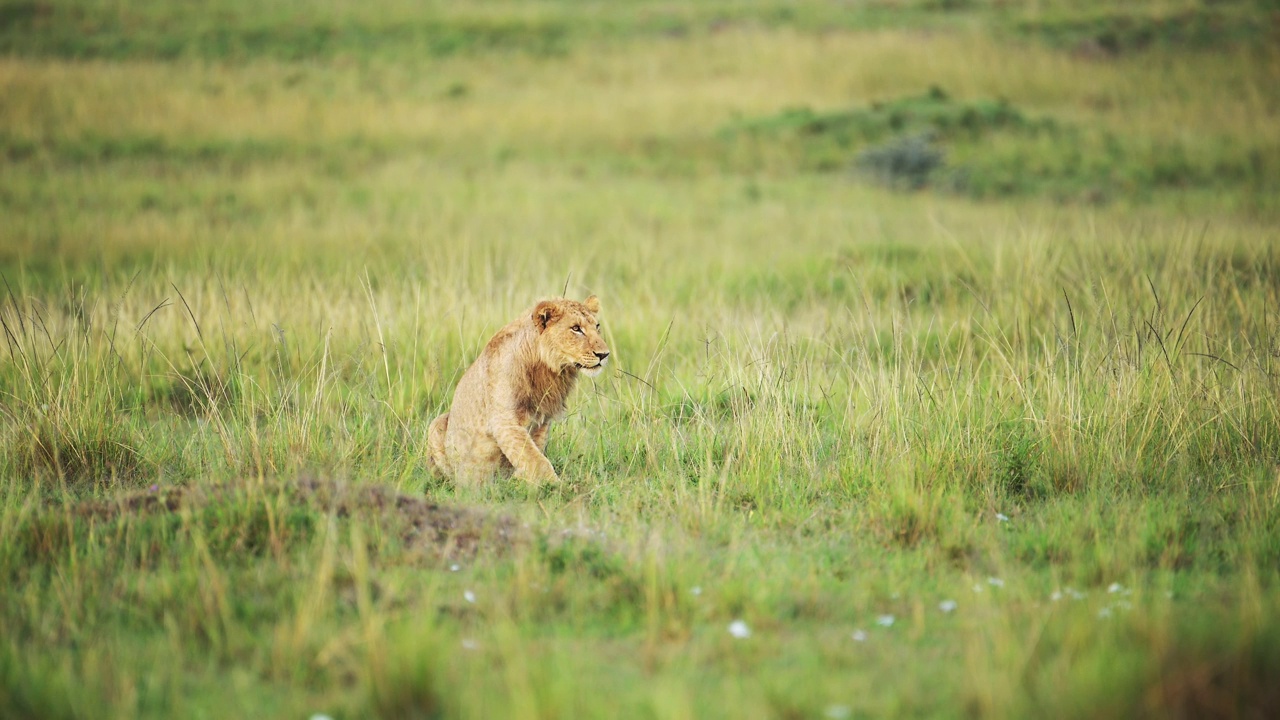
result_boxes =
[571,325,583,334]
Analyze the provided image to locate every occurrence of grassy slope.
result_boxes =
[2,1,1280,718]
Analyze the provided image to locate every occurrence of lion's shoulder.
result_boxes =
[482,320,527,357]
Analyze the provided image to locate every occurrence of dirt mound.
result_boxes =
[293,476,526,557]
[71,476,526,560]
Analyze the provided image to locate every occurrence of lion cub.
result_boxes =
[427,295,609,485]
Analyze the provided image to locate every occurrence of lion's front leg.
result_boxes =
[530,422,550,453]
[492,423,558,485]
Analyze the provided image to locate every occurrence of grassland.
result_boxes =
[2,1,1279,718]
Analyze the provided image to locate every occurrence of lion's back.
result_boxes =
[447,318,527,426]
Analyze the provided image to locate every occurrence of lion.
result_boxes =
[427,295,609,485]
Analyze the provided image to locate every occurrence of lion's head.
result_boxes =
[533,295,610,377]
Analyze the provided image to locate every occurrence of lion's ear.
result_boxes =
[533,300,562,331]
[583,295,601,313]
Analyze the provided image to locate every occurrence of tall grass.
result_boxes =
[2,1,1279,717]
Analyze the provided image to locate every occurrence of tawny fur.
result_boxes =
[427,295,609,485]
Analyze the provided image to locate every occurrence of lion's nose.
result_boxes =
[595,351,610,361]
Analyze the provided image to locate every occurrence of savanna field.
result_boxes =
[2,1,1279,717]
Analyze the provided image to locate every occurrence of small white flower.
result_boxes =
[309,715,334,720]
[463,590,476,604]
[728,620,751,639]
[987,577,1004,588]
[996,513,1010,522]
[939,599,957,613]
[691,586,702,596]
[450,564,461,572]
[461,638,479,650]
[876,614,895,627]
[972,584,984,593]
[1098,607,1112,619]
[851,629,868,642]
[1050,590,1063,602]
[1107,582,1124,594]
[824,705,852,719]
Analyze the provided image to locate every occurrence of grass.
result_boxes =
[2,0,1280,718]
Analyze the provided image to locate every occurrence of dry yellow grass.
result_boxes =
[2,29,1273,153]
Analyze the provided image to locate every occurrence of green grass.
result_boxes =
[2,1,1280,718]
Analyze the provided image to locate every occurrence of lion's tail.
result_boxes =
[427,413,450,478]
